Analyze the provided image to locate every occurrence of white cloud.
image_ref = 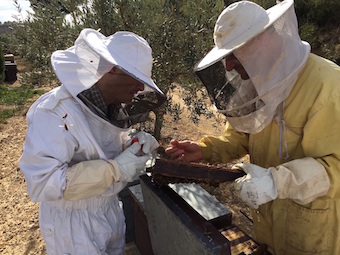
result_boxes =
[0,0,33,23]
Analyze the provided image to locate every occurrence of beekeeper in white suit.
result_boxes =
[19,29,165,254]
[166,0,340,254]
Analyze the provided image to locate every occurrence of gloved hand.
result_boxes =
[234,163,278,209]
[111,142,150,182]
[234,158,330,209]
[126,131,159,155]
[64,142,149,200]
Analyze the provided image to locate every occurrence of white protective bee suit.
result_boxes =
[19,29,164,255]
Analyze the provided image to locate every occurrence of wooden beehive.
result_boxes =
[139,174,271,255]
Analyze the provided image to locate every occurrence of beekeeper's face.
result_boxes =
[97,67,145,105]
[224,53,249,80]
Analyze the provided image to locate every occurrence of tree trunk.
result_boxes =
[153,104,167,141]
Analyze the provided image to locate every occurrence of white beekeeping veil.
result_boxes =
[194,0,310,134]
[51,29,166,128]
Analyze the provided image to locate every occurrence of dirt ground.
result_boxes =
[0,81,253,254]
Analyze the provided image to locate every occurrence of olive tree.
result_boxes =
[76,0,225,138]
[9,0,83,87]
[10,0,225,139]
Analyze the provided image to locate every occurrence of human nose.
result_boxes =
[136,81,144,91]
[225,57,238,71]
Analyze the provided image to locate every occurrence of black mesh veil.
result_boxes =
[123,90,166,124]
[194,59,262,117]
[195,60,235,111]
[79,89,166,129]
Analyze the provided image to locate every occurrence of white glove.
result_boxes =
[234,163,278,209]
[112,142,150,182]
[234,158,330,209]
[126,131,159,155]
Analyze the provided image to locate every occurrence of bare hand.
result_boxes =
[165,139,203,162]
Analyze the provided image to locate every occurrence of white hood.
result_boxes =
[194,0,310,134]
[51,29,164,98]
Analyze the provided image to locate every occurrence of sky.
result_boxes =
[0,0,33,23]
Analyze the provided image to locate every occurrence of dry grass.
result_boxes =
[0,83,253,254]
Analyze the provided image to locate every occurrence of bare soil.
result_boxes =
[0,79,253,255]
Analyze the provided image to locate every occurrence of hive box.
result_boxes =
[130,174,268,255]
[4,61,17,82]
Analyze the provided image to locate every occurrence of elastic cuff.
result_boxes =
[107,160,121,181]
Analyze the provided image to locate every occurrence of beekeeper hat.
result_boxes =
[51,28,164,97]
[195,0,294,71]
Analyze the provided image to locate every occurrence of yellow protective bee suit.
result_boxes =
[200,53,340,255]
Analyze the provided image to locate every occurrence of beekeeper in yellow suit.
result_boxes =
[166,0,340,254]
